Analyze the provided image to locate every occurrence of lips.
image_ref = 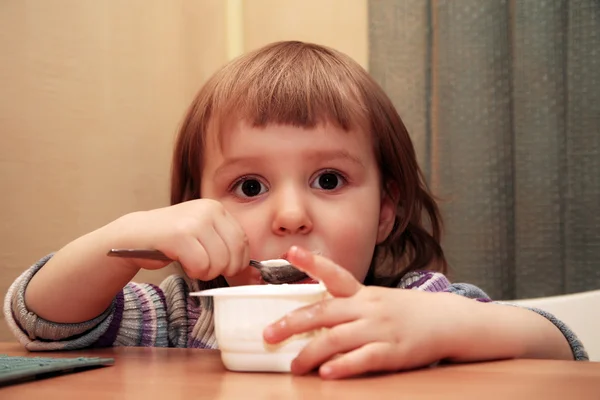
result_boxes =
[293,277,318,284]
[277,249,322,261]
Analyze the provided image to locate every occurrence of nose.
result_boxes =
[271,185,313,236]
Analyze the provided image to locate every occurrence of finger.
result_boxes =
[287,246,363,297]
[196,226,230,278]
[228,213,251,270]
[318,342,399,380]
[213,214,249,276]
[174,237,212,280]
[290,319,375,375]
[263,297,359,344]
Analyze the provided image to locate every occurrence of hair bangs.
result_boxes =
[208,41,369,134]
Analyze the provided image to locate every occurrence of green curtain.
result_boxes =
[369,0,600,300]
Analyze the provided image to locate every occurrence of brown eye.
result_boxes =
[311,171,346,191]
[318,173,338,190]
[233,178,267,198]
[242,179,262,196]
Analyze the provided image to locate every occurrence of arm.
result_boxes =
[6,199,247,350]
[434,291,576,362]
[3,258,192,350]
[24,213,153,323]
[23,199,249,324]
[401,274,588,361]
[442,282,588,361]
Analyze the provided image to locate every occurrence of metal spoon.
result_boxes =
[106,249,309,284]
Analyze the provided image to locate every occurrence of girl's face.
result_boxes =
[200,121,396,286]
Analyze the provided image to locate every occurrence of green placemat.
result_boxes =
[0,354,114,386]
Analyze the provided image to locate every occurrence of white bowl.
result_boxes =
[190,283,328,372]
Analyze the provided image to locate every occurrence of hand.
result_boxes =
[263,246,469,379]
[113,199,250,281]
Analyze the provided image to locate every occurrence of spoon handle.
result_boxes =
[107,248,263,267]
[107,249,173,261]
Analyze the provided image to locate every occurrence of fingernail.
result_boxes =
[291,359,308,376]
[290,359,299,373]
[290,246,310,263]
[264,319,286,338]
[263,325,276,341]
[320,364,334,377]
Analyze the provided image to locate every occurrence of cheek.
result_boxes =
[321,203,380,282]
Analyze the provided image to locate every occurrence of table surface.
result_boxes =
[1,343,599,399]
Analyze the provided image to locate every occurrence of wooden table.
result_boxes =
[1,343,599,399]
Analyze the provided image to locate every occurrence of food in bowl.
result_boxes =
[190,283,328,372]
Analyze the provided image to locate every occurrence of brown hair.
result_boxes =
[170,41,446,285]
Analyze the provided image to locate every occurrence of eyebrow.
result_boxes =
[306,149,366,168]
[213,157,264,179]
[213,149,365,178]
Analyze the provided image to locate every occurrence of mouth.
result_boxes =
[277,249,323,260]
[293,277,319,284]
[253,251,320,285]
[257,276,318,285]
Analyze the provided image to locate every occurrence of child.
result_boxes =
[4,41,587,379]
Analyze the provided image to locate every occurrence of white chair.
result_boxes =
[509,290,600,361]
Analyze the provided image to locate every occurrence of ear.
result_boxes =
[376,183,398,244]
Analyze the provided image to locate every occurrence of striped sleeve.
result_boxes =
[94,282,169,348]
[3,255,190,350]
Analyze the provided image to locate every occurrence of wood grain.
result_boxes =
[1,343,599,399]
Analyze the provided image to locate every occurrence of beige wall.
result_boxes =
[0,1,367,340]
[243,0,368,68]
